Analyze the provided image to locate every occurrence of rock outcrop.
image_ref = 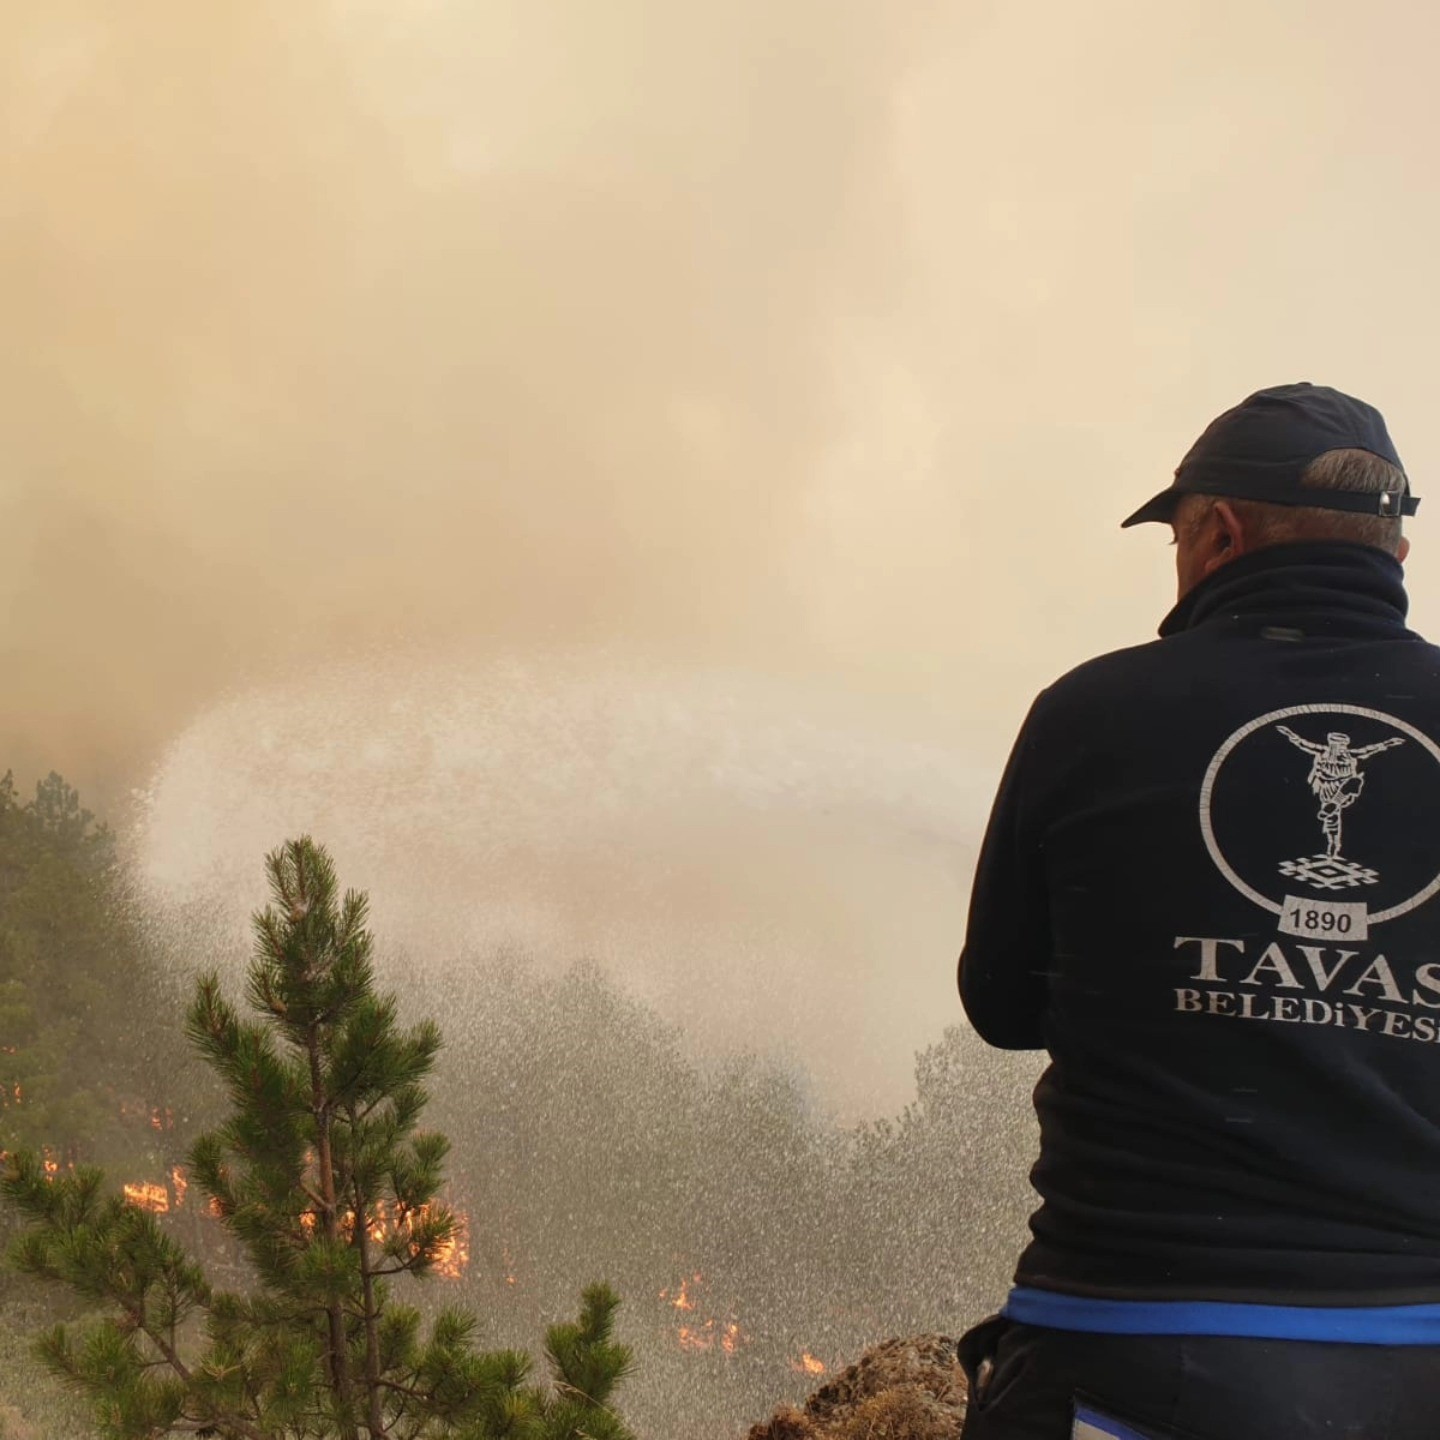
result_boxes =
[747,1335,969,1440]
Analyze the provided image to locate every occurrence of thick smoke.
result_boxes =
[1,1,945,799]
[7,3,1440,810]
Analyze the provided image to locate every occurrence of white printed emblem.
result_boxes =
[1274,725,1404,881]
[1199,704,1440,939]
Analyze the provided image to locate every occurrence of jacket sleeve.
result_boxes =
[958,696,1052,1050]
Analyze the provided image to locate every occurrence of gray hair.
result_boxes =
[1175,448,1409,556]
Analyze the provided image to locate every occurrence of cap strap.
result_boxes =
[1292,489,1421,518]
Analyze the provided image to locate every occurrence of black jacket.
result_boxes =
[961,542,1440,1303]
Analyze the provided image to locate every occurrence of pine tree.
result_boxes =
[0,770,181,1173]
[2,837,634,1440]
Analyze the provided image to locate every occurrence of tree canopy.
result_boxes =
[0,771,180,1170]
[4,837,634,1440]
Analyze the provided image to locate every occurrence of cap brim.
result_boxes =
[1120,488,1181,528]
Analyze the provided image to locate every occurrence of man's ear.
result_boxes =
[1202,499,1247,577]
[1214,499,1246,552]
[1399,536,1412,565]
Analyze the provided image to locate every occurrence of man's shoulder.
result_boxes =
[1007,642,1175,758]
[1031,629,1440,729]
[1033,638,1173,711]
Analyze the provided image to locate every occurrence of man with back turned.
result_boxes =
[957,383,1440,1439]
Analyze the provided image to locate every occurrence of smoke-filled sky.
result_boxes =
[8,0,1440,801]
[8,2,1440,1119]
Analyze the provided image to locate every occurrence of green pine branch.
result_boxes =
[2,837,635,1440]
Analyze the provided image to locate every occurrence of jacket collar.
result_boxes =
[1158,541,1411,639]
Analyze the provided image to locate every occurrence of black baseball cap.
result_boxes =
[1121,382,1418,528]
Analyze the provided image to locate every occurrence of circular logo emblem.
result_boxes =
[1199,704,1440,938]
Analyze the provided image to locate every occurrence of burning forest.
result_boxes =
[0,776,1039,1438]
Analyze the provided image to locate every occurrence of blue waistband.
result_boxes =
[1004,1286,1440,1345]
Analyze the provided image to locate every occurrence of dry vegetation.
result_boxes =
[747,1336,967,1440]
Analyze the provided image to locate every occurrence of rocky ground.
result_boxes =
[746,1336,969,1440]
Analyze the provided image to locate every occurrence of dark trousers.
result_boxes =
[959,1315,1440,1439]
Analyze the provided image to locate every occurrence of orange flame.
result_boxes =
[299,1199,469,1278]
[791,1352,827,1376]
[659,1273,702,1311]
[124,1181,170,1213]
[660,1275,749,1356]
[0,1148,64,1176]
[674,1317,750,1354]
[173,1162,467,1278]
[434,1208,469,1280]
